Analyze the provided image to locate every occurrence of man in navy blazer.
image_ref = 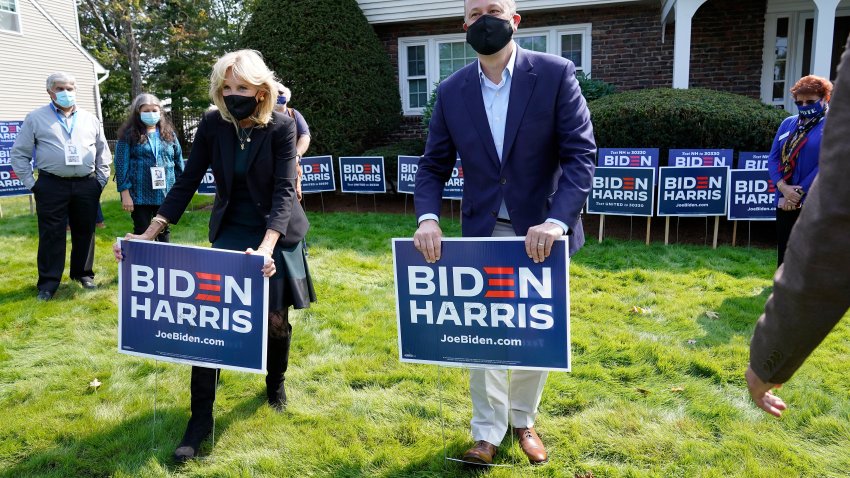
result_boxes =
[413,0,596,466]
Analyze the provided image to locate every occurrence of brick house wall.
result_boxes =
[372,0,767,143]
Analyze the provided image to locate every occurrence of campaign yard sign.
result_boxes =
[668,149,734,167]
[397,155,419,194]
[300,155,336,193]
[197,168,216,195]
[392,238,570,371]
[587,167,655,216]
[118,240,269,374]
[597,148,660,169]
[339,156,385,193]
[657,166,729,216]
[442,158,464,200]
[0,121,30,197]
[397,156,464,199]
[728,169,776,221]
[738,152,770,170]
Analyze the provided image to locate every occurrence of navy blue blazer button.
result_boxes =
[500,178,507,185]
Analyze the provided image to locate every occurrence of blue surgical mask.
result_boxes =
[798,100,825,119]
[140,111,161,126]
[54,90,76,108]
[277,95,287,105]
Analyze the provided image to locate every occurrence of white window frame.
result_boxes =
[398,23,592,116]
[0,0,21,35]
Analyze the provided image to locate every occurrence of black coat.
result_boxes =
[158,109,308,246]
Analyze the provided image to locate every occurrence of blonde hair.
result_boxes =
[209,50,279,126]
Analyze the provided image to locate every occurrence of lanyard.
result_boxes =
[50,103,77,137]
[148,130,160,165]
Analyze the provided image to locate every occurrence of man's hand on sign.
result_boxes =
[525,222,564,263]
[414,219,443,263]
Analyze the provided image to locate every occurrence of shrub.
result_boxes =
[576,72,616,102]
[588,88,790,156]
[240,0,401,155]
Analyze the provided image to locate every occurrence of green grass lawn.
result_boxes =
[0,190,848,477]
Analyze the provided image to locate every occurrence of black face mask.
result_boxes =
[466,14,514,56]
[224,94,258,120]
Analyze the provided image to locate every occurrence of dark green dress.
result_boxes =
[211,142,315,311]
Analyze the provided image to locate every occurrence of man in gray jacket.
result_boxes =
[747,35,850,416]
[11,72,111,301]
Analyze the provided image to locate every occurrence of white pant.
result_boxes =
[469,368,548,445]
[469,221,549,446]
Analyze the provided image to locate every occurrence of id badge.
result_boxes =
[150,167,166,190]
[64,141,82,166]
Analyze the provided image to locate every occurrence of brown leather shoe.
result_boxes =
[514,427,548,465]
[462,440,497,465]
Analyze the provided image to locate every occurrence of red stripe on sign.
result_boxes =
[484,267,514,275]
[195,294,221,302]
[196,272,221,280]
[624,185,634,190]
[485,290,516,298]
[364,165,371,172]
[488,278,514,286]
[310,164,320,169]
[199,283,221,291]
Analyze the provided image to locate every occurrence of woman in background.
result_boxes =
[114,93,184,241]
[767,75,832,266]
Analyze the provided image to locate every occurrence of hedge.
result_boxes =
[588,88,790,154]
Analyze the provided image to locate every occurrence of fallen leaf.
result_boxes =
[687,339,697,345]
[629,306,650,315]
[705,311,720,320]
[89,378,102,390]
[670,386,685,392]
[575,472,595,478]
[636,387,651,395]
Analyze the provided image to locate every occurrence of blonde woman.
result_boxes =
[113,50,315,461]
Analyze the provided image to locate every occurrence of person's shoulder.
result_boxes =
[519,47,571,71]
[779,114,797,129]
[270,111,296,130]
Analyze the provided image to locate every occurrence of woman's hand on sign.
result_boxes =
[246,247,276,277]
[779,183,803,204]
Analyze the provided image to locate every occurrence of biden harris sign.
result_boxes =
[118,240,269,374]
[587,167,655,216]
[0,121,30,197]
[392,238,570,371]
[728,169,776,221]
[657,166,729,216]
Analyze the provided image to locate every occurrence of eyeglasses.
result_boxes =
[795,99,820,106]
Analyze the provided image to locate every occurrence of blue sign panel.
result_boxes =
[442,159,464,200]
[197,168,216,195]
[397,155,419,195]
[397,156,463,199]
[598,148,660,169]
[339,156,386,193]
[738,152,770,170]
[301,155,336,194]
[728,169,776,221]
[657,166,729,216]
[587,167,655,217]
[118,240,269,374]
[392,238,570,371]
[668,149,734,167]
[0,120,30,197]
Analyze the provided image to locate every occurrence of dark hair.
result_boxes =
[116,93,177,145]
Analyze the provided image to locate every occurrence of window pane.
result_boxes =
[409,79,428,108]
[772,82,785,102]
[516,35,547,52]
[407,45,426,77]
[0,0,16,12]
[438,41,477,80]
[0,11,18,31]
[560,34,583,67]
